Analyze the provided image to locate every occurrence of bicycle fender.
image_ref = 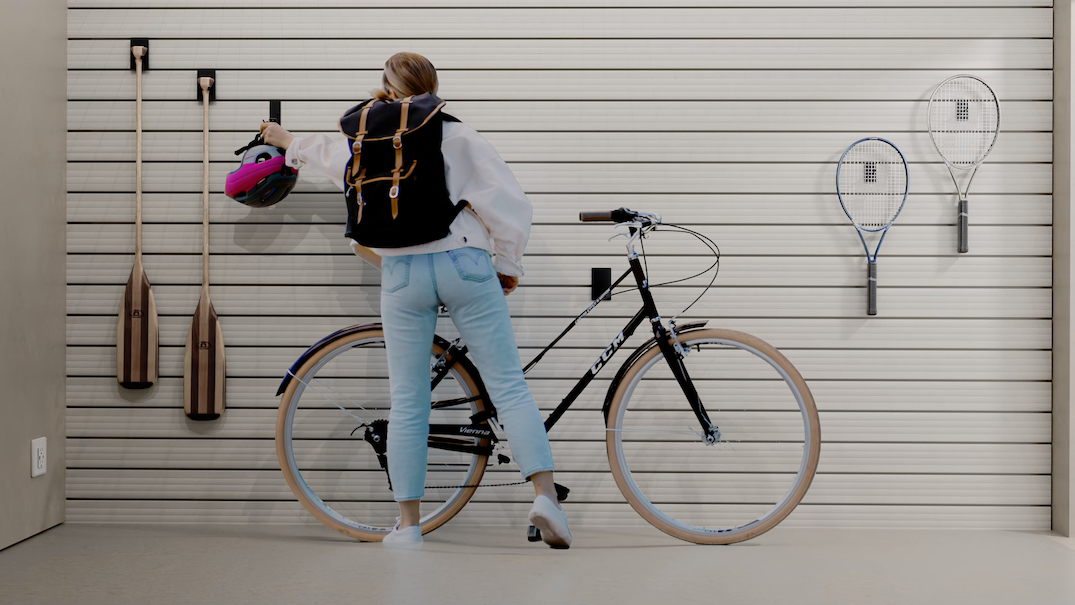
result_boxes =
[600,321,708,423]
[275,322,384,396]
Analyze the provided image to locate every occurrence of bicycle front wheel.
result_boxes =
[606,328,820,544]
[275,326,490,541]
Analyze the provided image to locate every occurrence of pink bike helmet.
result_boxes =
[226,134,298,208]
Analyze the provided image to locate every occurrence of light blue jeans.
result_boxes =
[380,247,555,501]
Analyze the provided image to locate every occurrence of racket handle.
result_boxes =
[958,199,969,254]
[867,262,877,316]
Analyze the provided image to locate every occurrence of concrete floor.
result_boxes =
[1,524,1074,605]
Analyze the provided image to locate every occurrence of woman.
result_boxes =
[260,52,570,548]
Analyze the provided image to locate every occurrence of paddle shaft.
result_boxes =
[134,46,146,259]
[200,77,214,293]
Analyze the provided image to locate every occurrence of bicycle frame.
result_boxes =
[276,219,721,461]
[425,233,720,453]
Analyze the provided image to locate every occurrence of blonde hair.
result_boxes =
[371,52,439,101]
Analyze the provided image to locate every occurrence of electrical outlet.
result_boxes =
[31,437,46,478]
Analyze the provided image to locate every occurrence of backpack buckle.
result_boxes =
[389,185,399,199]
[392,134,402,149]
[352,140,362,153]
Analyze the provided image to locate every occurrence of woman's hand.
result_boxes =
[260,122,295,150]
[498,273,518,296]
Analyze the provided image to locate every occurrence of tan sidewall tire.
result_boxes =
[275,328,489,542]
[605,328,821,545]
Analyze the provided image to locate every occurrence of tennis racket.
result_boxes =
[837,138,909,316]
[927,74,1000,253]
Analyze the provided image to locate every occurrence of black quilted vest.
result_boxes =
[337,92,468,248]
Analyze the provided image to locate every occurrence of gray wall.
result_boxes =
[1056,0,1074,537]
[0,0,68,550]
[65,3,1052,529]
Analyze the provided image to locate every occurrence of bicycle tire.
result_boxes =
[605,328,820,544]
[275,326,490,541]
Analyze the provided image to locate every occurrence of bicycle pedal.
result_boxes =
[554,482,570,502]
[527,525,542,542]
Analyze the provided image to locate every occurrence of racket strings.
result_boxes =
[837,139,907,230]
[928,76,999,168]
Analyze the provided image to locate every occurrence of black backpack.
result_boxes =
[337,92,468,248]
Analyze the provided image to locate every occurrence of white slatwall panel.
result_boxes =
[67,3,1053,529]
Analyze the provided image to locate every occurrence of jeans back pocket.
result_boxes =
[381,255,412,293]
[447,248,494,283]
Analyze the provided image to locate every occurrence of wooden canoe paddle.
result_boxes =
[184,75,226,420]
[117,44,158,389]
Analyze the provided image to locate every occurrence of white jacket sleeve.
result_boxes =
[284,134,350,191]
[445,126,533,277]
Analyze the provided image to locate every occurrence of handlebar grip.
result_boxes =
[579,211,614,222]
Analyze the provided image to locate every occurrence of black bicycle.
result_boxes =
[275,208,821,544]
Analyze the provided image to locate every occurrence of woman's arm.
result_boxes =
[446,125,532,278]
[261,123,350,191]
[261,122,382,269]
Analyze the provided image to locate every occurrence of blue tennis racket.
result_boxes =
[836,138,909,316]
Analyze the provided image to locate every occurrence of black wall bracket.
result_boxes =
[196,69,216,103]
[269,100,281,124]
[130,38,149,71]
[591,267,612,301]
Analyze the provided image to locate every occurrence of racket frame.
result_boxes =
[836,137,909,316]
[926,74,1000,254]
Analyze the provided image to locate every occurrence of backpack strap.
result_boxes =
[389,96,413,219]
[347,103,373,188]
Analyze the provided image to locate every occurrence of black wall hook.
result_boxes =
[130,38,149,71]
[196,69,216,103]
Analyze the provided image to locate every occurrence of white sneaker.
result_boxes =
[382,522,423,547]
[528,495,572,549]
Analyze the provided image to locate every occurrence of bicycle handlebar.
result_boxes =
[579,208,649,224]
[579,211,613,222]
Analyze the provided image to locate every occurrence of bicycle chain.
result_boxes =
[423,479,529,490]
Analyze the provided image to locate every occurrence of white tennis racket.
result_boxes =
[837,138,909,316]
[927,74,1000,254]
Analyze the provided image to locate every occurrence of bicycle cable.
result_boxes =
[610,223,721,325]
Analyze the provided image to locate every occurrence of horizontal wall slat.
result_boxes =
[66,438,1051,474]
[66,469,1050,506]
[65,407,1051,443]
[65,1,1058,9]
[65,131,1055,163]
[67,193,1053,226]
[66,223,1054,257]
[66,161,1053,195]
[68,100,1054,132]
[67,255,1054,287]
[66,315,1053,350]
[68,38,1054,70]
[68,8,1053,39]
[64,377,1052,412]
[63,500,1050,530]
[67,345,1053,380]
[67,69,1053,101]
[66,285,1054,319]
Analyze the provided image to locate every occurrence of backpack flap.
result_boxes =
[338,93,467,248]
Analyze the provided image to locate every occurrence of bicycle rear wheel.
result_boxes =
[606,328,820,544]
[275,326,490,541]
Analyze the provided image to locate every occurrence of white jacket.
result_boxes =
[284,121,532,277]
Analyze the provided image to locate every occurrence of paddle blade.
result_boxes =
[184,294,226,420]
[117,263,158,388]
